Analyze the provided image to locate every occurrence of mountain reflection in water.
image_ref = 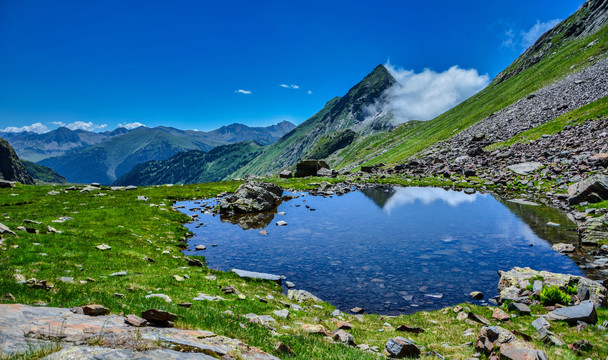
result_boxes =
[178,186,582,314]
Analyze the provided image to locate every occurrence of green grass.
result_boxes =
[487,95,608,151]
[1,181,607,359]
[334,24,608,169]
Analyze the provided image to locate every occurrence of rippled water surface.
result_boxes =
[177,186,582,314]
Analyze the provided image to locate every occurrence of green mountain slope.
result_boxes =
[231,64,397,177]
[334,0,608,169]
[114,141,264,186]
[21,160,67,184]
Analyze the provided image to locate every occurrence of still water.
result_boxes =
[177,186,582,314]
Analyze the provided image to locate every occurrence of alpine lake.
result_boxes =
[176,186,585,315]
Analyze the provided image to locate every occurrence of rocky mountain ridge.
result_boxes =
[230,64,398,177]
[0,137,34,185]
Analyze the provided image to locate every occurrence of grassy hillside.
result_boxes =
[21,160,67,184]
[114,141,265,186]
[1,181,606,359]
[335,13,608,168]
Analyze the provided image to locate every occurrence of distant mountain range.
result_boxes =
[3,0,606,187]
[115,65,398,185]
[28,122,295,184]
[114,141,264,186]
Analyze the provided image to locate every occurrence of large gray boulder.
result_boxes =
[294,160,329,177]
[567,174,608,204]
[219,181,283,215]
[546,300,597,324]
[579,213,608,244]
[498,267,607,307]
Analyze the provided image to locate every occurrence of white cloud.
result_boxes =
[117,122,145,130]
[502,29,515,49]
[307,90,313,95]
[235,89,252,95]
[1,122,49,134]
[65,121,108,131]
[521,19,561,49]
[383,187,483,214]
[382,62,489,122]
[51,121,66,127]
[279,84,299,89]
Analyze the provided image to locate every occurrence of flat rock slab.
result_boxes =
[546,300,597,324]
[507,162,543,175]
[231,269,282,284]
[43,346,217,359]
[0,304,279,360]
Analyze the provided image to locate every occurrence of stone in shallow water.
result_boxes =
[551,243,575,253]
[232,269,282,284]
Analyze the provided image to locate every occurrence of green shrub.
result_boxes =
[540,286,571,306]
[567,285,578,295]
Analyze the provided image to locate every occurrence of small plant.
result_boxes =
[540,286,571,306]
[567,285,578,295]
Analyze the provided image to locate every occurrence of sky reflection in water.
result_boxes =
[178,187,581,314]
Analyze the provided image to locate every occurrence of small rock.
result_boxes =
[95,244,111,251]
[492,308,510,321]
[336,321,352,330]
[276,220,288,226]
[83,304,110,316]
[508,302,531,315]
[395,324,425,334]
[125,314,147,327]
[470,291,484,300]
[186,257,204,267]
[109,271,127,277]
[531,317,550,331]
[145,293,172,303]
[273,309,290,319]
[275,341,294,354]
[195,244,206,251]
[468,312,491,325]
[285,281,295,288]
[385,337,421,358]
[330,309,343,317]
[141,308,177,327]
[551,243,575,253]
[350,307,364,314]
[332,329,356,346]
[177,302,192,308]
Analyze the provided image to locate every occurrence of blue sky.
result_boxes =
[0,0,583,133]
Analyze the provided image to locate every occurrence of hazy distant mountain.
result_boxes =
[114,141,264,186]
[0,127,123,162]
[36,121,295,184]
